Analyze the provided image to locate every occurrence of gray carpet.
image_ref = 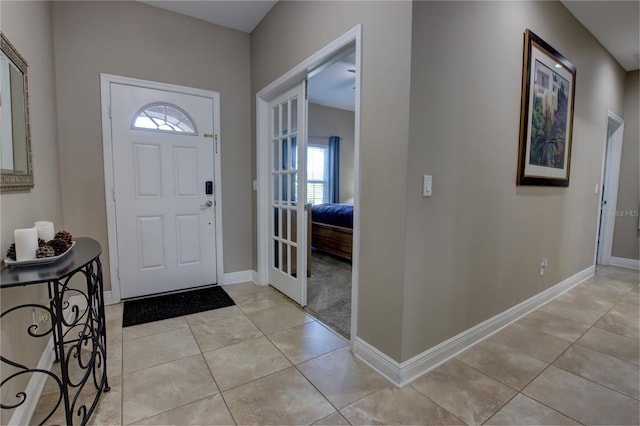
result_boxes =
[305,250,352,338]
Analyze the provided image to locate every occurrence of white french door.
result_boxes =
[110,83,217,299]
[268,81,308,306]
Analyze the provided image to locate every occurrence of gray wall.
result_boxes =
[402,1,626,360]
[612,71,639,261]
[51,1,253,291]
[308,103,355,203]
[0,2,62,422]
[251,1,413,360]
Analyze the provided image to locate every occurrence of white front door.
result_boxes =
[268,81,308,306]
[110,83,217,299]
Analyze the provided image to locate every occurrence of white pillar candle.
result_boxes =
[34,221,55,241]
[14,227,38,261]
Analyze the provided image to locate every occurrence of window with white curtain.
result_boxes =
[307,145,329,205]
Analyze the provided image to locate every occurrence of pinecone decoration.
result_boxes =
[47,238,70,256]
[38,238,47,247]
[6,243,16,260]
[54,230,73,245]
[35,246,55,258]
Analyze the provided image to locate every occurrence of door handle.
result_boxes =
[201,200,213,208]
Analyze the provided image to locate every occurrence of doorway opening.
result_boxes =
[256,26,362,346]
[305,50,356,338]
[596,111,624,265]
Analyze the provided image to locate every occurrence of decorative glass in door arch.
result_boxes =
[132,103,197,135]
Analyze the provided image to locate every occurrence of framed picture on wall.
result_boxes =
[517,29,576,186]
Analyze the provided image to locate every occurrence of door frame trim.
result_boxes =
[256,25,362,348]
[595,111,625,265]
[100,73,224,303]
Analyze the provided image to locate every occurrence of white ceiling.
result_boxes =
[139,0,277,33]
[561,1,639,71]
[308,52,356,111]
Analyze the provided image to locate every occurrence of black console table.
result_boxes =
[1,237,110,425]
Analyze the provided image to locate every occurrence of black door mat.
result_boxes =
[122,286,235,327]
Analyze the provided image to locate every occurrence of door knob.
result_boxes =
[201,200,213,208]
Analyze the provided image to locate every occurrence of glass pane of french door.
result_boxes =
[271,98,299,278]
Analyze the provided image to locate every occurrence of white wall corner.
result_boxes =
[609,257,640,270]
[355,265,595,387]
[223,270,257,285]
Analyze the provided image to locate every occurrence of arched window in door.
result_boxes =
[132,103,197,135]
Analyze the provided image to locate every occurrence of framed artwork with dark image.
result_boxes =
[517,29,576,186]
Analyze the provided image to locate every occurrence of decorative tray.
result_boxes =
[4,241,76,268]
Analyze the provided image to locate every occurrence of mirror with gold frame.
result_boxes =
[1,32,33,191]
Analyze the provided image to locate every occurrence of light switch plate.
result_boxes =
[423,175,432,197]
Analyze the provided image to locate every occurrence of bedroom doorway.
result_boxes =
[256,26,362,346]
[305,51,356,338]
[596,112,624,265]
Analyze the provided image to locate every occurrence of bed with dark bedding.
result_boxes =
[310,203,353,261]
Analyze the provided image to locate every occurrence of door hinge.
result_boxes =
[215,134,219,154]
[116,268,120,280]
[109,105,112,119]
[304,79,308,100]
[112,188,116,202]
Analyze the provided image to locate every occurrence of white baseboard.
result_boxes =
[8,295,89,426]
[352,337,404,385]
[610,257,640,270]
[8,337,56,426]
[223,270,257,285]
[354,265,595,387]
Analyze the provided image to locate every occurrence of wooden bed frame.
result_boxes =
[304,204,353,277]
[311,222,353,261]
[309,202,353,258]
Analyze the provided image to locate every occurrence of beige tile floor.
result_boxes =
[33,266,639,425]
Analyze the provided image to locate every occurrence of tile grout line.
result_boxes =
[257,322,350,422]
[497,282,638,424]
[573,330,640,364]
[451,277,636,425]
[185,315,235,422]
[121,310,236,425]
[188,302,242,426]
[255,312,388,424]
[253,297,392,423]
[406,382,471,426]
[408,356,513,424]
[208,289,351,424]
